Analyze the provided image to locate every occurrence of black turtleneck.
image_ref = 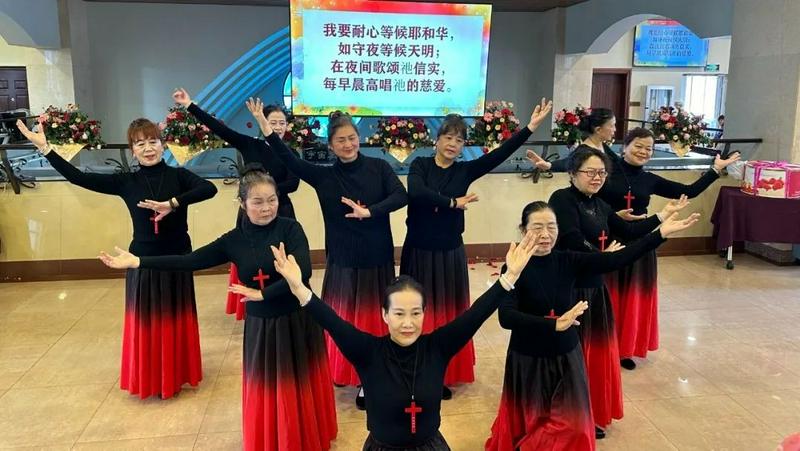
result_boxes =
[549,143,621,172]
[187,103,299,218]
[598,158,719,216]
[405,127,533,250]
[45,151,217,256]
[265,132,408,268]
[498,231,665,357]
[303,281,511,446]
[548,185,662,287]
[139,216,311,318]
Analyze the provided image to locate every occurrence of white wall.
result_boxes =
[553,27,730,123]
[0,34,75,113]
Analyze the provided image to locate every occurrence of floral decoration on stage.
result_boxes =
[285,116,322,152]
[368,117,432,162]
[161,106,225,165]
[649,106,711,157]
[38,104,105,161]
[469,100,520,154]
[551,105,591,147]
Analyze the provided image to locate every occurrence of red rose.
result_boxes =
[180,136,190,145]
[502,130,512,140]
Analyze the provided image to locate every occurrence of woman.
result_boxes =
[485,201,699,451]
[173,88,300,321]
[596,127,740,369]
[547,146,688,437]
[402,98,552,395]
[270,231,539,450]
[98,166,337,451]
[250,98,408,406]
[17,118,217,399]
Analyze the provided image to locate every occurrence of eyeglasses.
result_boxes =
[576,169,608,178]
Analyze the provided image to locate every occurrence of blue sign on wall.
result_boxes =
[633,20,708,67]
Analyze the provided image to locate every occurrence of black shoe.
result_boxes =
[595,426,606,439]
[621,358,636,370]
[442,386,453,400]
[355,389,366,410]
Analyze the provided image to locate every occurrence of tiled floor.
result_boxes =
[0,254,799,450]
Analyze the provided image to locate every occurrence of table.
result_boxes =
[710,186,800,269]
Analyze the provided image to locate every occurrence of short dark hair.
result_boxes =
[623,127,655,147]
[519,201,553,232]
[567,145,611,174]
[382,275,426,312]
[436,113,467,140]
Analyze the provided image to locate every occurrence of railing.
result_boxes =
[0,135,763,193]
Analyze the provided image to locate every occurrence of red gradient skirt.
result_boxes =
[242,309,337,451]
[485,346,595,451]
[121,268,202,399]
[575,287,623,427]
[321,262,394,387]
[400,244,475,386]
[225,264,247,321]
[605,250,659,359]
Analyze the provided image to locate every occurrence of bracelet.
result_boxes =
[168,198,177,209]
[451,198,456,208]
[499,273,515,290]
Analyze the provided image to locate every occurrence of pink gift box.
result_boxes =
[740,160,800,199]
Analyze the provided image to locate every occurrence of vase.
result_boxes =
[168,143,197,165]
[387,145,413,163]
[50,143,86,162]
[669,141,692,157]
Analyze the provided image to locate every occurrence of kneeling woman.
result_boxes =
[270,233,539,450]
[485,201,699,451]
[99,166,337,451]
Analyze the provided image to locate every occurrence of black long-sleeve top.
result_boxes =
[305,281,511,446]
[265,132,408,268]
[405,127,533,250]
[498,231,665,357]
[549,185,661,288]
[549,143,621,172]
[45,151,217,256]
[598,159,719,216]
[187,103,299,218]
[139,217,311,318]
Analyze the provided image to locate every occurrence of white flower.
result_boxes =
[563,131,569,137]
[81,133,88,140]
[495,125,501,131]
[552,137,557,141]
[672,135,679,141]
[69,138,74,143]
[486,125,491,131]
[51,123,58,128]
[75,118,81,123]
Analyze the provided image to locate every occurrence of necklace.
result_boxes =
[139,167,166,235]
[242,223,271,290]
[389,342,422,434]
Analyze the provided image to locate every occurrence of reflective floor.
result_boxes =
[0,253,798,450]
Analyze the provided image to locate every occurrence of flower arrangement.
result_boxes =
[285,116,322,152]
[469,101,520,153]
[161,106,225,164]
[39,104,104,160]
[367,117,432,162]
[649,106,711,156]
[551,105,591,146]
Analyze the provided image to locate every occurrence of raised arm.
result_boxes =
[651,152,740,199]
[466,98,552,180]
[250,98,327,186]
[270,242,375,366]
[17,119,123,195]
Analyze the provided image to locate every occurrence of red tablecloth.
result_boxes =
[711,186,800,250]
